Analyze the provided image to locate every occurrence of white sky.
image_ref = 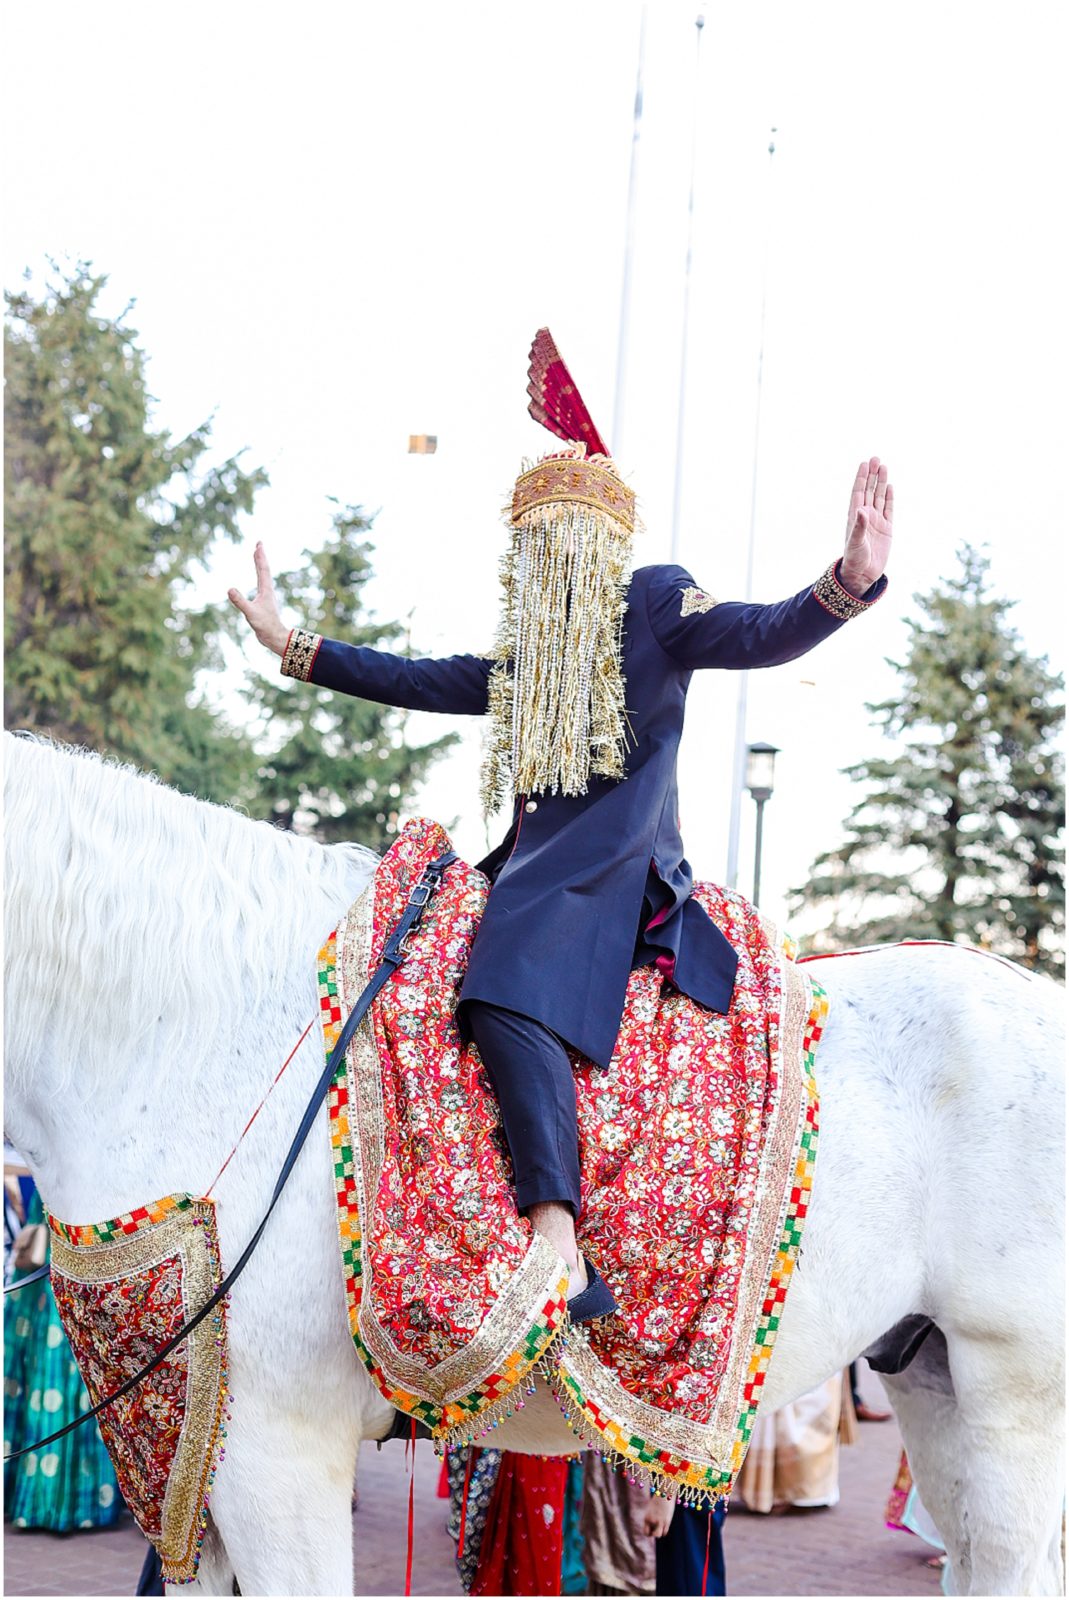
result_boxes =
[4,0,1065,931]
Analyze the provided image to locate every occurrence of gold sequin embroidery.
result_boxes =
[680,586,719,617]
[811,561,876,621]
[280,627,322,681]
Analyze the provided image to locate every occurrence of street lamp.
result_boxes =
[745,742,779,908]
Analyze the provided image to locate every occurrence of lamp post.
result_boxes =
[745,742,779,908]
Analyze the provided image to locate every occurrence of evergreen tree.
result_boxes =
[791,546,1064,977]
[4,262,265,800]
[247,503,457,850]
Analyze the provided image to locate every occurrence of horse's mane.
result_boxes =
[3,733,379,1092]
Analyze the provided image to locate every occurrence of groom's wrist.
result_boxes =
[260,621,291,656]
[837,561,876,600]
[812,559,887,619]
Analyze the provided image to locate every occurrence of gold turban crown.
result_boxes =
[480,332,637,815]
[511,452,636,535]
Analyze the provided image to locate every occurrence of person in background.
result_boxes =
[655,1502,727,1598]
[850,1359,891,1423]
[469,1452,571,1596]
[3,1185,122,1533]
[3,1144,35,1281]
[580,1454,664,1595]
[447,1442,727,1598]
[886,1451,949,1584]
[561,1458,587,1594]
[448,1447,580,1596]
[733,1372,856,1515]
[446,1445,505,1594]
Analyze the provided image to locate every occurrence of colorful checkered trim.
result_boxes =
[729,980,825,1467]
[546,977,827,1504]
[319,931,568,1432]
[47,1193,195,1247]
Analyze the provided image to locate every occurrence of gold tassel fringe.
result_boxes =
[480,489,633,816]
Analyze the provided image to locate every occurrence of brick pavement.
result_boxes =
[4,1366,942,1597]
[1,1444,458,1600]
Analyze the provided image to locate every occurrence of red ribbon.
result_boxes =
[701,1508,712,1596]
[206,1017,316,1197]
[457,1448,476,1558]
[404,1419,417,1595]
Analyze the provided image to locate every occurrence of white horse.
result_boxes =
[3,732,1064,1597]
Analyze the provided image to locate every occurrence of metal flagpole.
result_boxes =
[611,3,647,460]
[669,12,706,562]
[725,129,777,887]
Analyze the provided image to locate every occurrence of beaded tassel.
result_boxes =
[481,486,633,816]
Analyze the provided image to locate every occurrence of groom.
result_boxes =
[229,330,893,1322]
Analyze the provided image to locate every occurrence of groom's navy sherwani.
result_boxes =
[289,559,883,1068]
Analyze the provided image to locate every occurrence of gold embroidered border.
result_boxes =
[336,878,570,1407]
[48,1200,227,1583]
[551,927,812,1480]
[680,586,719,617]
[812,561,877,620]
[280,626,322,681]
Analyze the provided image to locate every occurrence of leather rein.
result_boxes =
[3,851,457,1462]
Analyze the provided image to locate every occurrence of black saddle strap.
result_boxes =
[4,850,457,1462]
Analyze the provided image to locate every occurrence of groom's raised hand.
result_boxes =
[228,543,289,655]
[839,457,894,598]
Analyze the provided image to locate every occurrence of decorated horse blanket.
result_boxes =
[321,818,826,1505]
[45,1196,229,1584]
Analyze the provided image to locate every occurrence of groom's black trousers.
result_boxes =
[464,871,685,1220]
[465,1001,584,1217]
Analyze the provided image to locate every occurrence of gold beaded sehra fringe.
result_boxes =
[481,497,633,816]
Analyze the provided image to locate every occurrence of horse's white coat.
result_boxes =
[4,734,1064,1596]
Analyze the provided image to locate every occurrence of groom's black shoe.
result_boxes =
[567,1256,618,1324]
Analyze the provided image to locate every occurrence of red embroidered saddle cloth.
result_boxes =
[47,1196,228,1585]
[321,819,827,1504]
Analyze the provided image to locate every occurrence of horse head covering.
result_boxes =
[481,330,638,814]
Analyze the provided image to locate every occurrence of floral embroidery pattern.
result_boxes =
[322,819,823,1504]
[47,1198,228,1583]
[323,822,570,1437]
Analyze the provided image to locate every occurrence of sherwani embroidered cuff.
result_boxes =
[280,627,323,681]
[811,559,887,620]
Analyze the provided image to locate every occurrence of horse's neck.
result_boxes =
[4,741,377,1223]
[12,925,334,1226]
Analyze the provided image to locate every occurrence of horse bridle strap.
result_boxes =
[3,850,457,1462]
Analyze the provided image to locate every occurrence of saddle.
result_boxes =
[321,818,827,1507]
